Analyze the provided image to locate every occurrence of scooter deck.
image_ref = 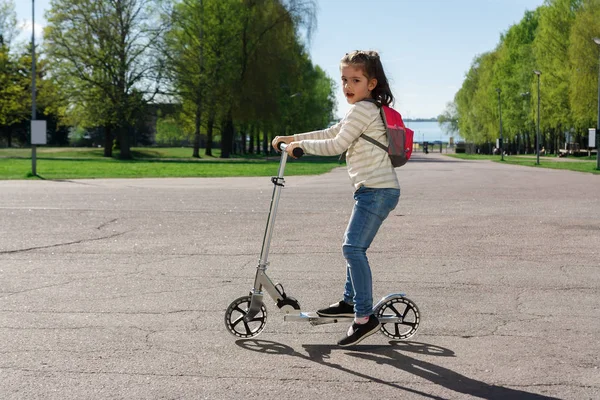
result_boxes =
[284,312,351,325]
[284,312,402,325]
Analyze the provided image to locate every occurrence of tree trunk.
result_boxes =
[104,126,113,157]
[262,127,269,155]
[248,124,256,154]
[255,126,261,155]
[220,110,234,159]
[118,124,132,160]
[205,112,214,157]
[193,105,202,158]
[239,124,247,155]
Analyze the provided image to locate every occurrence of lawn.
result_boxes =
[0,146,246,160]
[0,147,343,180]
[447,153,600,174]
[3,147,599,180]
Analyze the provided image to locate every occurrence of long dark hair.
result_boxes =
[340,50,394,107]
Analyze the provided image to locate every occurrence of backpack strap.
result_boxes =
[359,99,388,151]
[360,132,388,152]
[338,99,388,163]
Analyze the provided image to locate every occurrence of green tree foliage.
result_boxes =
[0,45,27,126]
[162,0,333,159]
[454,53,492,144]
[495,11,538,143]
[0,0,28,146]
[0,0,17,46]
[155,114,187,146]
[451,0,600,154]
[159,0,334,158]
[4,0,334,155]
[569,0,600,129]
[19,43,71,145]
[44,0,165,159]
[437,101,459,136]
[163,0,209,157]
[217,0,320,158]
[533,0,582,150]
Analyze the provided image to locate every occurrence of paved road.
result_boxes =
[1,153,599,399]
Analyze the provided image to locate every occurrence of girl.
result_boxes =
[272,50,400,347]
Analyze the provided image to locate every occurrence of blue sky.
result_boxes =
[15,0,545,119]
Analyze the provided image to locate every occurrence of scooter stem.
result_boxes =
[257,147,289,268]
[245,148,290,322]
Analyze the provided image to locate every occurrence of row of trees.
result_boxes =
[439,0,600,154]
[0,1,68,147]
[0,0,336,159]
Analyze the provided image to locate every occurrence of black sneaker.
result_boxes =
[316,301,354,318]
[337,315,380,347]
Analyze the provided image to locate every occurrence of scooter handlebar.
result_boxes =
[277,142,304,158]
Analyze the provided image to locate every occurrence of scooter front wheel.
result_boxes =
[224,296,267,338]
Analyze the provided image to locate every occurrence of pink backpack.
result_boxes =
[361,100,414,168]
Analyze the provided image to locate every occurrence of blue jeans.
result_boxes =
[342,187,400,318]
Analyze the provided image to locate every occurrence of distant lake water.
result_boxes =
[405,121,460,143]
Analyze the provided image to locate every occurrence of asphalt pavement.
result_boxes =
[1,152,599,399]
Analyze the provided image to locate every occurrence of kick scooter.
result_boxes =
[224,143,421,340]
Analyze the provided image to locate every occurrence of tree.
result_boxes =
[532,0,583,150]
[568,0,600,130]
[438,101,459,137]
[0,1,30,147]
[451,0,600,154]
[44,0,166,159]
[454,52,498,146]
[162,0,242,158]
[219,0,317,158]
[163,0,206,157]
[155,113,187,145]
[0,0,17,47]
[162,0,325,158]
[492,10,539,153]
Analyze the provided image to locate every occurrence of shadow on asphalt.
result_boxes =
[236,339,559,400]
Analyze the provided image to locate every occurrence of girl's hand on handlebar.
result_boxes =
[285,142,302,158]
[272,136,294,151]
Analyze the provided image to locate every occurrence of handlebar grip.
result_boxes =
[277,142,303,158]
[292,147,304,158]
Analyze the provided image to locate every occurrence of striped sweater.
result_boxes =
[294,101,400,190]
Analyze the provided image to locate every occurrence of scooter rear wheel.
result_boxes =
[376,296,420,340]
[224,296,267,338]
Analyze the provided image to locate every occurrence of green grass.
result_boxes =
[0,147,342,180]
[447,153,600,174]
[0,146,237,160]
[4,147,598,180]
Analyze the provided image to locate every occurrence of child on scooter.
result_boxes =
[272,50,400,346]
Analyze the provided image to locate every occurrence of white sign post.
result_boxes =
[589,128,596,148]
[31,120,47,145]
[31,120,46,176]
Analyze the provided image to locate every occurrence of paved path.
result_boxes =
[1,153,599,399]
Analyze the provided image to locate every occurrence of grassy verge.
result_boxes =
[0,147,343,180]
[0,147,248,159]
[447,153,600,174]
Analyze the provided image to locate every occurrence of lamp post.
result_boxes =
[495,88,503,161]
[593,38,600,170]
[31,0,37,175]
[533,70,542,165]
[520,92,530,155]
